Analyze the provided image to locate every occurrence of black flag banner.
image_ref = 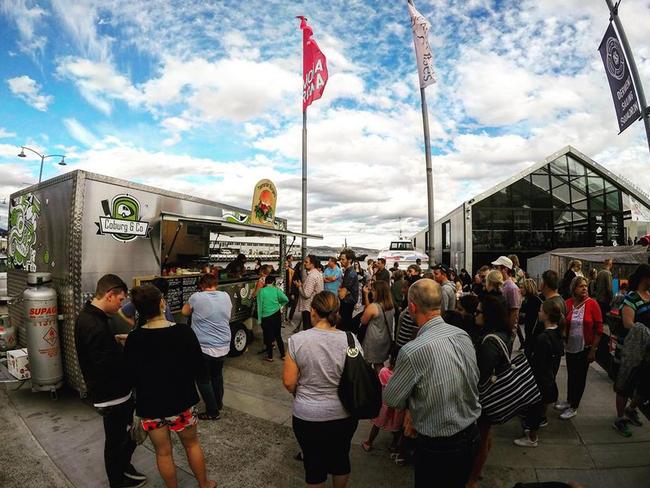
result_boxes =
[598,22,640,134]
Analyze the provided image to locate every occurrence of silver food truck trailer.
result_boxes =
[6,170,319,395]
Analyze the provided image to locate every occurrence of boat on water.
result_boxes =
[376,238,429,269]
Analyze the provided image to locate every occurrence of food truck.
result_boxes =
[6,170,320,394]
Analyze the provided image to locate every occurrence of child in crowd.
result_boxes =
[514,299,565,447]
[361,355,405,456]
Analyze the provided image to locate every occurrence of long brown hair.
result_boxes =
[372,280,394,311]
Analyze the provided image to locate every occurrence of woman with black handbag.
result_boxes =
[283,291,362,487]
[467,295,513,488]
[360,280,395,374]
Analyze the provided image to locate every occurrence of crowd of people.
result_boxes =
[72,250,650,488]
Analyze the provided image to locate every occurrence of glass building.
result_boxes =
[412,146,650,272]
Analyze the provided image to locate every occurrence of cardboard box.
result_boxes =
[7,348,30,380]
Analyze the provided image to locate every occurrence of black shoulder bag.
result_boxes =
[338,331,382,419]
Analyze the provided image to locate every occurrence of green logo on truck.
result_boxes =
[96,194,150,243]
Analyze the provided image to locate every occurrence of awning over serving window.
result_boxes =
[160,212,322,240]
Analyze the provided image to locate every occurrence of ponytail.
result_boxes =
[542,299,566,337]
[311,291,341,327]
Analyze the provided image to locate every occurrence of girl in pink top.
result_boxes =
[361,357,405,455]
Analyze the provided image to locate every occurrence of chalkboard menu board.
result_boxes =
[134,274,201,312]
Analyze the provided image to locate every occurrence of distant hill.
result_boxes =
[292,244,379,261]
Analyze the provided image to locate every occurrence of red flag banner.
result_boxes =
[298,16,328,111]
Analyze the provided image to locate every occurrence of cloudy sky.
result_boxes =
[1,0,649,249]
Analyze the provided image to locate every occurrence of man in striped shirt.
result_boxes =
[384,279,481,488]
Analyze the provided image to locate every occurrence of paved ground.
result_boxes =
[1,318,649,487]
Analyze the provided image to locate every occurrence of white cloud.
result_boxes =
[56,57,143,115]
[0,127,16,139]
[6,75,53,111]
[457,51,585,126]
[0,0,47,55]
[63,118,98,147]
[50,0,112,61]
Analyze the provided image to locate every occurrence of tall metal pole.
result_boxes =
[606,0,650,154]
[301,109,307,260]
[419,86,435,265]
[38,155,44,184]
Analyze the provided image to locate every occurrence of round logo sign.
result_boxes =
[606,36,626,81]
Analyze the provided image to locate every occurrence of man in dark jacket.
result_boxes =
[338,249,360,333]
[75,274,146,488]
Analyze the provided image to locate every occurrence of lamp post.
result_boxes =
[17,146,66,184]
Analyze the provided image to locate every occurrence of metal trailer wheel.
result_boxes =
[229,322,248,357]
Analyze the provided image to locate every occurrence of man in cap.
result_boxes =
[492,256,522,336]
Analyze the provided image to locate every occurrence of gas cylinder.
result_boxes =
[23,273,63,391]
[0,297,16,352]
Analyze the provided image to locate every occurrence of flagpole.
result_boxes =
[419,85,435,265]
[302,108,307,260]
[408,0,435,265]
[605,0,650,155]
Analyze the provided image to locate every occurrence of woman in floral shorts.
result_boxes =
[125,285,215,488]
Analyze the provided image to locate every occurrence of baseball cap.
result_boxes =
[491,256,513,269]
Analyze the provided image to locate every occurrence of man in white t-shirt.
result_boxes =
[182,273,232,420]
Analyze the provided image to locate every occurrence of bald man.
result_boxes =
[384,279,481,488]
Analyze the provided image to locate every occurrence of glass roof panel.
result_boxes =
[531,174,550,192]
[606,191,621,211]
[591,194,605,211]
[570,182,588,200]
[567,156,585,177]
[552,184,571,205]
[572,175,588,194]
[588,176,605,195]
[550,155,568,175]
[572,198,588,211]
[551,176,567,188]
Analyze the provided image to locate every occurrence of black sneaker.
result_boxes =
[115,477,147,487]
[625,408,644,427]
[124,464,147,481]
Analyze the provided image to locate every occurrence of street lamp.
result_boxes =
[17,146,67,184]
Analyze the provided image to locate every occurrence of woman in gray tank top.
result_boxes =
[360,280,395,373]
[283,291,361,487]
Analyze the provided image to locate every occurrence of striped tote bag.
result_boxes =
[478,334,542,424]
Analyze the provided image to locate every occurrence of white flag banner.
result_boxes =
[408,2,436,89]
